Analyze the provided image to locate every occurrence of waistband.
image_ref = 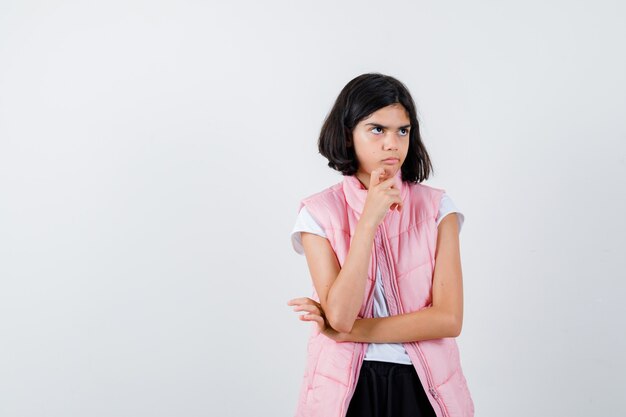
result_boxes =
[361,360,416,377]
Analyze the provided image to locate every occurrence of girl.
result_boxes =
[287,73,474,417]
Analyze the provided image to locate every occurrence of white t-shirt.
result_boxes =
[290,193,465,365]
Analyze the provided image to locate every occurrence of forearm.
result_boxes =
[342,306,459,343]
[326,220,377,333]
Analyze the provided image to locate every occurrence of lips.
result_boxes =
[382,158,400,164]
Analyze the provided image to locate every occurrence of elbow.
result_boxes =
[449,314,463,338]
[334,321,355,334]
[327,311,356,334]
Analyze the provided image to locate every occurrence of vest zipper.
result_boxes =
[339,244,377,417]
[380,222,450,417]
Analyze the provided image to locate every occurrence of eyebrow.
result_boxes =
[364,123,411,129]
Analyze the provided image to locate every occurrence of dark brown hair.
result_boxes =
[318,72,434,183]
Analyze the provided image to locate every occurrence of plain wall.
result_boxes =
[1,1,625,416]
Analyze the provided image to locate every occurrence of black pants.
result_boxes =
[346,360,437,417]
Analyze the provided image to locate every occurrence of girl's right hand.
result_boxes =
[361,168,403,227]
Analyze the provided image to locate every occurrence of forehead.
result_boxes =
[360,104,410,125]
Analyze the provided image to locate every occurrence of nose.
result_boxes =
[383,132,401,150]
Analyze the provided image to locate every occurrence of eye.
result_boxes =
[370,127,383,134]
[399,128,409,136]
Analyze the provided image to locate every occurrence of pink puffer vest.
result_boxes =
[293,169,474,417]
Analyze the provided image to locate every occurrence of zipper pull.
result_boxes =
[429,386,439,399]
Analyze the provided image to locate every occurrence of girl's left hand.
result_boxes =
[287,297,347,342]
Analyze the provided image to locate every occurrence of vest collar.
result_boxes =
[342,169,408,216]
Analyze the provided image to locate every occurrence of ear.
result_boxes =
[344,130,353,147]
[343,127,352,148]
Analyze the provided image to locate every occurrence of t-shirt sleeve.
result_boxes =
[291,206,328,255]
[436,193,465,234]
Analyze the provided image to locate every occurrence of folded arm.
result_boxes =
[300,218,378,333]
[341,213,465,342]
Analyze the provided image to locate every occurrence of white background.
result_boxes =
[1,1,625,416]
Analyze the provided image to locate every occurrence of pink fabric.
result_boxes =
[293,169,474,417]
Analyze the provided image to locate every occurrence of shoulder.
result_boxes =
[405,181,446,215]
[407,182,464,233]
[294,179,355,244]
[300,181,344,206]
[297,180,346,220]
[408,181,445,196]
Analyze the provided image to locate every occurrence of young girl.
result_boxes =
[287,73,474,417]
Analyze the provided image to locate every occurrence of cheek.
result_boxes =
[353,139,372,158]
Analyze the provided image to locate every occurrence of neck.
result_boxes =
[342,168,407,217]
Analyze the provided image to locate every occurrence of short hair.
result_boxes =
[318,72,434,183]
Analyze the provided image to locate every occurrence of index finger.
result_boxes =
[287,297,315,305]
[369,168,386,188]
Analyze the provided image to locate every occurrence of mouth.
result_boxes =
[382,158,400,164]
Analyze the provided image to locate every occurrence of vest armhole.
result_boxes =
[433,188,446,220]
[300,202,325,233]
[300,199,351,252]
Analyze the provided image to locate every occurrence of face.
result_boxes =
[351,103,411,189]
